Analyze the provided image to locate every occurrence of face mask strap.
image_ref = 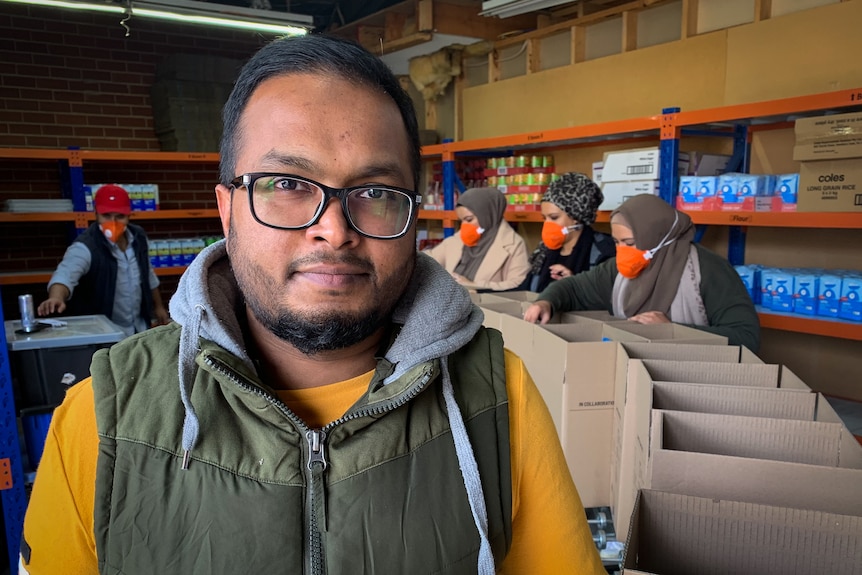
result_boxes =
[643,211,679,261]
[560,223,583,236]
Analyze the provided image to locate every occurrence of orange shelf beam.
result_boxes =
[0,148,71,160]
[675,87,862,127]
[79,150,219,162]
[423,115,661,156]
[154,266,188,277]
[0,212,79,223]
[683,210,862,229]
[0,272,51,286]
[758,310,862,341]
[130,209,220,220]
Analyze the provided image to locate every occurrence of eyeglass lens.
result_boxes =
[251,175,413,237]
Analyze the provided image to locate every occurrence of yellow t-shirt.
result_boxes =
[21,349,604,574]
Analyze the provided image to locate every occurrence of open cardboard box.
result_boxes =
[623,489,862,575]
[614,359,813,537]
[650,408,862,518]
[526,321,651,507]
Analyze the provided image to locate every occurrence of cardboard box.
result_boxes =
[614,359,811,537]
[528,323,650,508]
[794,110,862,161]
[601,147,689,183]
[477,290,538,304]
[648,408,862,516]
[599,180,659,211]
[687,151,732,176]
[601,322,728,345]
[798,158,862,212]
[623,490,862,575]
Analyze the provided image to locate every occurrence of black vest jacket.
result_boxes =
[68,222,153,325]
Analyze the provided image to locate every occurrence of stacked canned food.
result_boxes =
[148,236,223,268]
[485,155,557,210]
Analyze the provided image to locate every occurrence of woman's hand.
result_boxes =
[450,272,468,285]
[523,301,553,324]
[628,311,670,324]
[549,264,573,281]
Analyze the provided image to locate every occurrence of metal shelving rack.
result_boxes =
[426,86,862,340]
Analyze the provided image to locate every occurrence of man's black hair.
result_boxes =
[219,34,421,191]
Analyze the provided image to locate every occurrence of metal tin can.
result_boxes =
[19,294,36,330]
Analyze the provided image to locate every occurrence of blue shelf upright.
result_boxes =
[659,107,681,206]
[0,287,27,574]
[727,125,751,266]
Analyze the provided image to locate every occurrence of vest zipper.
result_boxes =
[306,429,327,575]
[203,355,437,575]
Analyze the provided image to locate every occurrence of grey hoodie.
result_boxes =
[168,240,497,574]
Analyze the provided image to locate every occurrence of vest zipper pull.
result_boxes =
[306,429,328,470]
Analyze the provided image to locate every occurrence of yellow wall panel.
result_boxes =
[724,0,862,103]
[461,31,728,140]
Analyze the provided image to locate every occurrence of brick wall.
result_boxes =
[0,3,266,320]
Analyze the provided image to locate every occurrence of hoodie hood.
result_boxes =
[169,241,494,574]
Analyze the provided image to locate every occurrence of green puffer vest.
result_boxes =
[91,322,513,574]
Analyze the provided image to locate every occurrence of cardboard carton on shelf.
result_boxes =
[622,490,862,575]
[599,180,659,211]
[798,158,862,212]
[793,110,862,161]
[601,147,689,183]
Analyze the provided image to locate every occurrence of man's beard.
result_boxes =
[228,225,412,355]
[249,297,387,355]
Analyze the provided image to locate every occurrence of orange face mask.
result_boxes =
[615,245,652,279]
[100,221,126,243]
[615,212,679,279]
[460,222,484,247]
[541,221,582,250]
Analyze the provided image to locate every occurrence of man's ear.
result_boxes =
[215,184,232,240]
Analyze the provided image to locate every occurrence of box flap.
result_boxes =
[642,359,779,387]
[652,409,842,466]
[651,381,816,420]
[651,449,862,515]
[624,489,862,575]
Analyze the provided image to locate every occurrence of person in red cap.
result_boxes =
[37,184,169,336]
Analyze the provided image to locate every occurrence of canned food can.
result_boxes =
[543,155,554,167]
[19,294,37,329]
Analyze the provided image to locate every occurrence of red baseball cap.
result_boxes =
[94,184,131,215]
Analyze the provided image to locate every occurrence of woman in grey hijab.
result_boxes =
[424,187,530,291]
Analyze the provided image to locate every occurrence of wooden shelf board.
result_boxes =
[757,308,862,341]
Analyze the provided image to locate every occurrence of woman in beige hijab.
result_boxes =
[523,194,760,351]
[425,187,530,291]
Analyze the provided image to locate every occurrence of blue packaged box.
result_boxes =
[817,272,843,318]
[771,269,794,312]
[695,176,718,201]
[679,176,699,203]
[734,265,757,303]
[760,268,777,310]
[718,173,741,203]
[737,174,774,197]
[792,271,819,316]
[775,173,800,204]
[839,274,862,322]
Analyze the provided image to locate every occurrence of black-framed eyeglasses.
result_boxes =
[230,173,423,240]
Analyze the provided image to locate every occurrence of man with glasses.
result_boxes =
[22,35,604,574]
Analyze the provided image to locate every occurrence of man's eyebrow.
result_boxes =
[258,151,317,172]
[258,152,410,184]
